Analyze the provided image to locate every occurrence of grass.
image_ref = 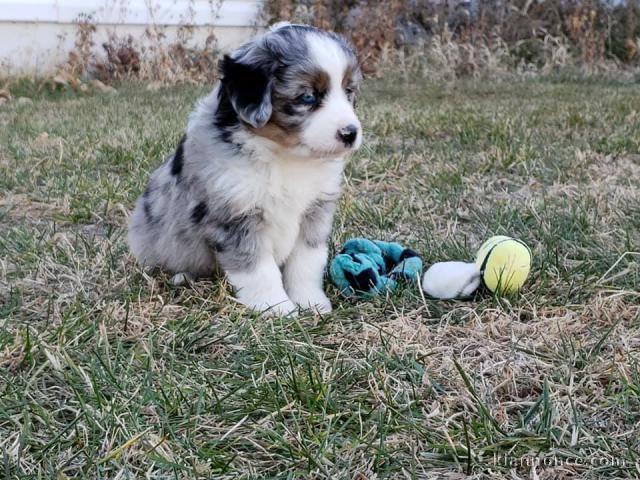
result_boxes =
[1,75,639,479]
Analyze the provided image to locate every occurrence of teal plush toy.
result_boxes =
[330,238,422,297]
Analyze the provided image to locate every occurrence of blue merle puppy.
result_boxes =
[128,23,363,315]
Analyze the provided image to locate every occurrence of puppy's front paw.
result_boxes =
[236,292,297,317]
[288,288,332,314]
[265,298,298,317]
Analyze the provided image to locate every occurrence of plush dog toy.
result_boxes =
[330,238,422,297]
[330,236,530,301]
[422,235,532,299]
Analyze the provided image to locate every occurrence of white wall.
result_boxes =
[0,0,264,76]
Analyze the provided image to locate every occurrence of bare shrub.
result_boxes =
[66,13,97,78]
[61,0,222,86]
[99,34,141,79]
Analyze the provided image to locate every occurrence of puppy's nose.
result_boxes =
[337,124,358,146]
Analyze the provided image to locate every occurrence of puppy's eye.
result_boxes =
[345,87,354,95]
[299,93,317,105]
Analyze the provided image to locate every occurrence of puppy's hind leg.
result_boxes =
[127,192,162,270]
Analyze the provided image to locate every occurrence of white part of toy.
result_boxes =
[422,261,481,299]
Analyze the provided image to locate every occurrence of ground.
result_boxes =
[0,76,639,479]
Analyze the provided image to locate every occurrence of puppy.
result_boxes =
[128,23,362,315]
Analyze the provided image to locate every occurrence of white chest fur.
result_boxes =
[204,137,345,265]
[262,156,343,263]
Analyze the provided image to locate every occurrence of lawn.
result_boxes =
[1,76,639,479]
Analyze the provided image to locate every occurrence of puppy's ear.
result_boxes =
[220,54,273,129]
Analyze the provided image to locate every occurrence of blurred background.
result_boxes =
[0,0,639,86]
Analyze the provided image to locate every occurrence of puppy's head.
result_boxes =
[219,23,362,157]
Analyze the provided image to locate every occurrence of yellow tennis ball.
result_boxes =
[475,236,531,294]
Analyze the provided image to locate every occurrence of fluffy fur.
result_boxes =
[128,24,362,315]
